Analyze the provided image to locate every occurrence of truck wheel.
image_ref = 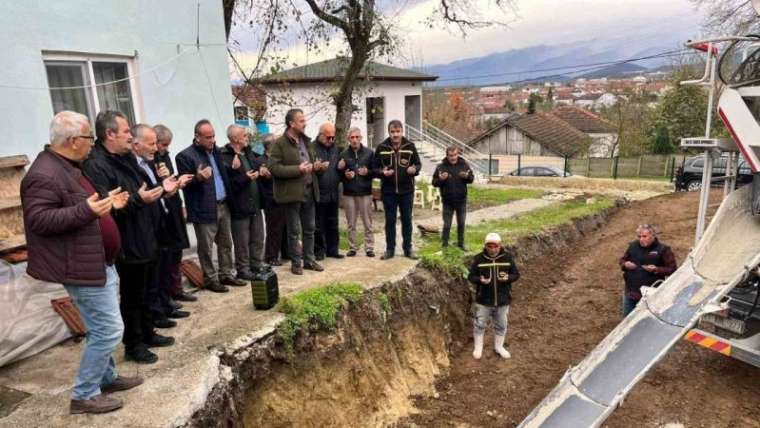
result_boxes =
[686,180,701,192]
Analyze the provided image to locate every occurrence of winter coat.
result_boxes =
[431,156,474,205]
[219,144,263,219]
[269,132,320,204]
[83,141,161,263]
[619,239,677,300]
[339,145,374,196]
[371,137,422,195]
[257,153,277,209]
[175,142,233,224]
[154,150,190,251]
[468,247,521,306]
[21,148,108,286]
[312,139,341,203]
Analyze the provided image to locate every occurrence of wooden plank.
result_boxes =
[0,155,29,169]
[0,234,26,253]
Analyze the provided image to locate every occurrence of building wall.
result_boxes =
[588,132,618,158]
[0,0,233,162]
[471,126,546,156]
[263,80,424,145]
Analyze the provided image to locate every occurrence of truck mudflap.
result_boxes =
[519,185,760,428]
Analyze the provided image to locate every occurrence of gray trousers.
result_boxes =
[231,210,266,274]
[343,194,374,252]
[284,190,316,267]
[193,203,234,283]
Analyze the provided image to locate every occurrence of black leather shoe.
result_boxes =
[174,291,198,302]
[404,251,419,260]
[167,309,190,319]
[153,318,177,329]
[205,281,229,293]
[267,258,283,267]
[381,251,394,260]
[236,271,256,281]
[327,253,345,259]
[168,299,183,310]
[220,276,248,287]
[366,250,375,258]
[125,346,158,364]
[346,250,357,257]
[315,253,325,261]
[144,334,175,348]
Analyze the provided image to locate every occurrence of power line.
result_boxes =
[435,49,696,83]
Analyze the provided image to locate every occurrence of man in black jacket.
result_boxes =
[467,233,520,360]
[432,146,474,250]
[371,120,422,260]
[619,224,677,316]
[155,124,197,304]
[337,127,375,257]
[313,122,344,260]
[83,111,173,364]
[220,125,267,280]
[176,120,247,292]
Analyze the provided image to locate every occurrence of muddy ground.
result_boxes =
[404,190,760,428]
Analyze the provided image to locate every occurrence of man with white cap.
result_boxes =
[467,232,520,360]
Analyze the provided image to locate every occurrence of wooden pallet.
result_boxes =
[0,155,28,254]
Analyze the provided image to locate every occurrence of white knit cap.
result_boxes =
[484,232,502,245]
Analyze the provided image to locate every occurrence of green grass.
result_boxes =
[419,197,614,272]
[467,187,545,207]
[376,292,391,313]
[275,282,364,350]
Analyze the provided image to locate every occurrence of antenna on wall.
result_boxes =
[196,2,201,49]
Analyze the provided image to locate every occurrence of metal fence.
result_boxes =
[490,154,688,179]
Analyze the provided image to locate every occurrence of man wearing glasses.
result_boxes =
[619,224,677,316]
[312,122,344,260]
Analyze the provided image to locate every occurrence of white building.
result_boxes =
[261,58,437,147]
[0,1,234,162]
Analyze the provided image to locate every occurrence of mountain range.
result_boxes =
[422,22,699,87]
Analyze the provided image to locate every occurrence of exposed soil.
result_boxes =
[403,190,760,428]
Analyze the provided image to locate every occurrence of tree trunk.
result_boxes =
[333,51,368,150]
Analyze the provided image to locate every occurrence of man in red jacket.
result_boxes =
[21,111,141,414]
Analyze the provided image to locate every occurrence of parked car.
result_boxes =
[674,154,753,191]
[508,166,573,177]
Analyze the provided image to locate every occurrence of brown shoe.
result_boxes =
[70,394,123,414]
[102,376,144,394]
[205,281,229,293]
[291,265,303,275]
[303,262,324,272]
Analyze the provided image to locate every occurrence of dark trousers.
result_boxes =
[116,259,157,351]
[382,192,414,254]
[265,203,288,262]
[315,200,340,256]
[147,248,182,318]
[284,190,316,266]
[442,201,467,247]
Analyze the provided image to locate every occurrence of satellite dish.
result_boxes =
[753,0,760,15]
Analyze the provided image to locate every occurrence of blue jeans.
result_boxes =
[474,304,509,336]
[64,265,124,400]
[623,294,640,317]
[382,192,414,254]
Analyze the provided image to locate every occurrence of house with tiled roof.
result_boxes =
[260,57,437,147]
[552,106,618,157]
[468,105,619,160]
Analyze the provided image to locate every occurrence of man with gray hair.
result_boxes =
[619,224,677,316]
[22,111,139,414]
[220,124,268,280]
[337,127,375,257]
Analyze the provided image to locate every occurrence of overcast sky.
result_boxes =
[230,0,705,72]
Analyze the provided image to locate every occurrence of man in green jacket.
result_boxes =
[269,109,327,275]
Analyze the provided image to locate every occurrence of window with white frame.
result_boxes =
[43,53,140,125]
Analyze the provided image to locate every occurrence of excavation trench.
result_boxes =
[185,206,617,428]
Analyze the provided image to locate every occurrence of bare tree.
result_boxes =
[227,0,518,145]
[691,0,760,35]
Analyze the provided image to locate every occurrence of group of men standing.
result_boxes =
[21,106,483,414]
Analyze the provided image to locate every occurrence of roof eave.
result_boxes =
[260,75,438,85]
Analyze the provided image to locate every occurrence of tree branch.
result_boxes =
[304,0,351,33]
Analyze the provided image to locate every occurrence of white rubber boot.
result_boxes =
[472,332,484,360]
[494,335,511,359]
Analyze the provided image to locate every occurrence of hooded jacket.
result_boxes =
[468,246,520,306]
[371,137,422,195]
